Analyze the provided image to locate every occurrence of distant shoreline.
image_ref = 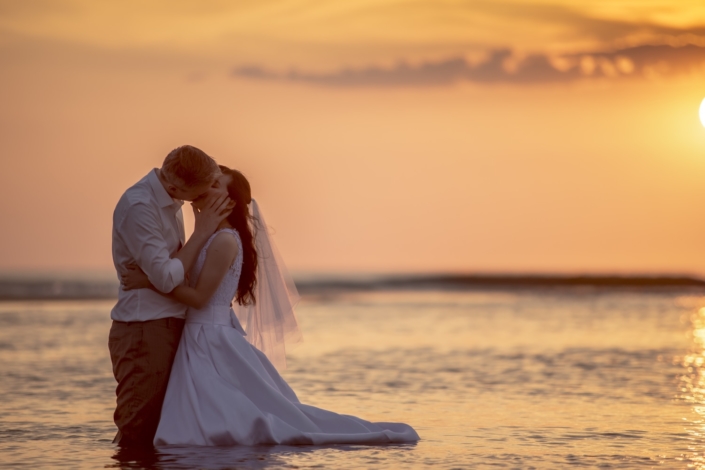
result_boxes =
[295,274,705,295]
[1,274,704,301]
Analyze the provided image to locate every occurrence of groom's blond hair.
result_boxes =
[162,145,220,188]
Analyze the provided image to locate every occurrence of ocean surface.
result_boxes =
[2,287,705,468]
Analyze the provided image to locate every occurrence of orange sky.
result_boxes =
[2,1,705,275]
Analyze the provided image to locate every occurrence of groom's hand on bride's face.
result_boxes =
[192,193,235,236]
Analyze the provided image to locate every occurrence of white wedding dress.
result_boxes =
[153,228,419,446]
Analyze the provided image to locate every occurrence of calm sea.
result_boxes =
[1,288,704,469]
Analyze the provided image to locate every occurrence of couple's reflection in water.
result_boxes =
[109,441,417,469]
[109,444,294,470]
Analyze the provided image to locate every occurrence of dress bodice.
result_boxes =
[185,228,246,333]
[190,227,243,308]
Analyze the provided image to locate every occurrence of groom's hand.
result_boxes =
[192,193,235,236]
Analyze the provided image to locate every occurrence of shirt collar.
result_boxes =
[148,169,184,208]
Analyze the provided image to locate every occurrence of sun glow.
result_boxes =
[700,97,705,128]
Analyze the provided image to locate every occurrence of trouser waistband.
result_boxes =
[112,317,185,328]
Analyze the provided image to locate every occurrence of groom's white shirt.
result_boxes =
[111,169,188,322]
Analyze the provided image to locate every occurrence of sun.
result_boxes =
[701,97,705,128]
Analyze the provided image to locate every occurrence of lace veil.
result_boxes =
[233,199,302,369]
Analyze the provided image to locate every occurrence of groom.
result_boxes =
[109,145,233,447]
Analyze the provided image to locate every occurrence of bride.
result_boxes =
[122,165,419,446]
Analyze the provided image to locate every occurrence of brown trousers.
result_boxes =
[108,317,184,446]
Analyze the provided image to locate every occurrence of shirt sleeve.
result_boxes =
[117,202,185,293]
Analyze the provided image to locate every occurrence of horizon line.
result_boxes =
[1,273,705,301]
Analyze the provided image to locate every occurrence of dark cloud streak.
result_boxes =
[231,3,705,87]
[232,44,705,87]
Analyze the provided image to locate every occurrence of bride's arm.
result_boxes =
[122,232,239,309]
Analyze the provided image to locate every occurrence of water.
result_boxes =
[1,289,705,468]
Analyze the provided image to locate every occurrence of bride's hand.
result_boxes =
[121,263,152,290]
[192,193,236,237]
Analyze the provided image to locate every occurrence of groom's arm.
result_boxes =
[118,203,188,293]
[167,232,238,309]
[122,231,238,308]
[118,195,232,293]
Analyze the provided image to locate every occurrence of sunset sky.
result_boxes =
[2,0,705,276]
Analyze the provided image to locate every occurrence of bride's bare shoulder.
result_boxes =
[206,230,240,258]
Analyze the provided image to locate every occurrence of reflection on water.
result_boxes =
[109,442,417,470]
[680,306,705,468]
[2,291,705,468]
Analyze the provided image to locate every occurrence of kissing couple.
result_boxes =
[109,145,419,447]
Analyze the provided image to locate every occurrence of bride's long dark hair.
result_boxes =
[220,165,258,305]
